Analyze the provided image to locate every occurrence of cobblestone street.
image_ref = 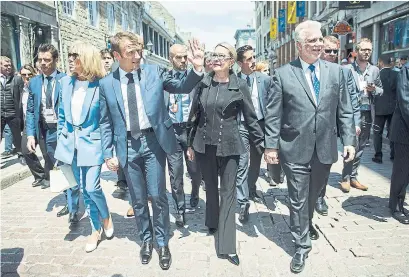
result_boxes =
[2,141,409,277]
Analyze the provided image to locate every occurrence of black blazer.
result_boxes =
[374,68,398,115]
[187,71,264,157]
[2,75,24,129]
[390,64,409,145]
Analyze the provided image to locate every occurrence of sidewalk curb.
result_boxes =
[1,167,32,190]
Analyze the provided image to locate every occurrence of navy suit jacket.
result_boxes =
[26,72,66,138]
[99,64,203,167]
[390,64,409,145]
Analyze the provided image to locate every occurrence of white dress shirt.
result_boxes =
[0,74,6,88]
[299,58,320,105]
[22,86,30,119]
[71,80,89,125]
[119,67,151,130]
[41,70,57,112]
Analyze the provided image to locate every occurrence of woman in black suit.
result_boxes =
[187,42,264,265]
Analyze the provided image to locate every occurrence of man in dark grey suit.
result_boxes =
[264,20,356,273]
[315,36,361,216]
[340,38,383,192]
[235,45,274,223]
[372,55,398,163]
[389,62,409,225]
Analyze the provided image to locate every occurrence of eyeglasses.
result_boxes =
[209,53,232,62]
[324,49,338,54]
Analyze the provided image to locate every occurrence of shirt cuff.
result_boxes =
[192,67,204,76]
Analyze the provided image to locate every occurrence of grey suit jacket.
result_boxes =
[237,71,273,117]
[390,64,409,145]
[264,58,356,164]
[374,68,398,115]
[342,67,361,126]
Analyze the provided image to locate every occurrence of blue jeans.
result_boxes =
[71,150,109,232]
[3,124,14,152]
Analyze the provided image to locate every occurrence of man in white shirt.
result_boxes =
[264,20,356,273]
[99,32,204,270]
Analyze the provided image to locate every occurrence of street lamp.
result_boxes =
[146,40,153,56]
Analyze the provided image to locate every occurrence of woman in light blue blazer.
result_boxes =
[55,41,113,252]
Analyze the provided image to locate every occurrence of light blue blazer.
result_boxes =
[54,76,104,167]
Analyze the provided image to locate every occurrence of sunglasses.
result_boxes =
[324,49,338,54]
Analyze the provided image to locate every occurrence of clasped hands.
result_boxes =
[105,157,119,171]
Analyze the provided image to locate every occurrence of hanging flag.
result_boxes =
[288,1,296,24]
[296,1,306,17]
[278,9,286,33]
[270,18,277,39]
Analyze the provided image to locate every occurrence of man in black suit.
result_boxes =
[235,45,274,223]
[372,55,398,163]
[389,62,409,225]
[264,21,356,273]
[0,56,24,164]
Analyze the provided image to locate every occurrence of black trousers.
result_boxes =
[21,127,46,181]
[373,114,395,159]
[389,143,409,212]
[281,149,331,255]
[196,145,239,255]
[167,124,201,214]
[1,115,22,154]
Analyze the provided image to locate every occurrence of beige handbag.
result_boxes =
[50,161,78,193]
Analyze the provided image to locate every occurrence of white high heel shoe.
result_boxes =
[85,229,102,253]
[103,215,114,239]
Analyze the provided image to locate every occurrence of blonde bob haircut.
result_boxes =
[215,42,237,61]
[255,61,269,72]
[69,41,105,81]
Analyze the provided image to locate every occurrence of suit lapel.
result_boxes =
[113,69,126,120]
[291,59,316,107]
[65,77,75,123]
[77,80,97,125]
[139,66,148,115]
[54,72,63,110]
[318,60,328,106]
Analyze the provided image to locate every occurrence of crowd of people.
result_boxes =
[1,19,408,274]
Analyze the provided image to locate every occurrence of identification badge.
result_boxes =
[44,108,57,124]
[171,103,178,113]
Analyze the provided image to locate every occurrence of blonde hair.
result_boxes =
[215,42,237,61]
[0,56,11,64]
[69,41,105,81]
[111,32,143,55]
[295,20,322,43]
[356,38,372,51]
[324,36,340,47]
[255,61,269,72]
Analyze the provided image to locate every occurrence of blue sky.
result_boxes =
[161,1,254,50]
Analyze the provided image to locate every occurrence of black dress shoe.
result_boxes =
[315,197,328,216]
[219,254,240,266]
[290,253,308,273]
[208,227,217,235]
[158,246,172,270]
[32,179,44,187]
[116,180,127,191]
[190,195,199,208]
[249,193,263,204]
[175,214,185,228]
[41,180,50,189]
[140,241,153,264]
[392,211,409,224]
[238,203,250,223]
[372,157,383,164]
[309,224,319,240]
[269,178,278,187]
[68,213,79,224]
[57,204,69,217]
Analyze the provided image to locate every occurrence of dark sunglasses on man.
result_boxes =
[324,49,338,54]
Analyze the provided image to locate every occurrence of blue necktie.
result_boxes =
[308,64,320,104]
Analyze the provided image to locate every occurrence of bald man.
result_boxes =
[164,44,202,227]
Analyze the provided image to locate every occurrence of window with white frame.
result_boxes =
[122,11,128,31]
[62,1,75,16]
[87,1,98,27]
[107,3,115,33]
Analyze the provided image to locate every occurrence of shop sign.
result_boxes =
[332,20,353,35]
[339,1,371,10]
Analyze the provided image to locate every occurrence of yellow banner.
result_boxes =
[288,1,296,24]
[270,18,277,39]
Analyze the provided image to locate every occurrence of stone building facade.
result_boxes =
[1,1,58,70]
[57,1,143,72]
